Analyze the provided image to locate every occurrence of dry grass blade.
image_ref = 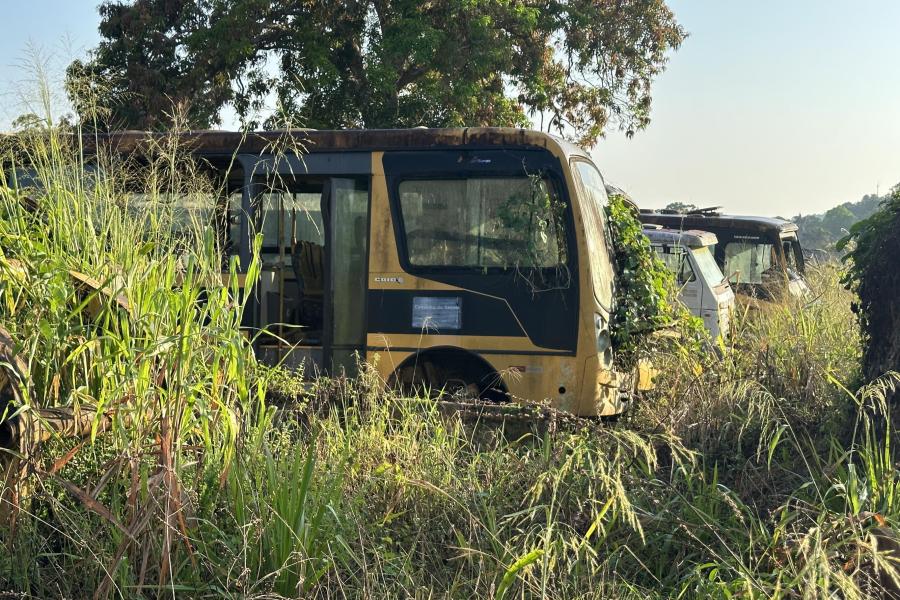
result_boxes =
[38,468,133,541]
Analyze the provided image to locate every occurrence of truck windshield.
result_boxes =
[692,246,725,285]
[655,246,695,285]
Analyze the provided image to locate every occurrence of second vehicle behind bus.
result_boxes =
[643,226,735,341]
[640,209,809,299]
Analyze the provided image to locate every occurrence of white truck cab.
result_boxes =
[643,226,735,341]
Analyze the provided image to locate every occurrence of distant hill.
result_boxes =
[789,189,892,252]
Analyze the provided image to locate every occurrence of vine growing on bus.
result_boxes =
[605,194,704,365]
[494,172,571,292]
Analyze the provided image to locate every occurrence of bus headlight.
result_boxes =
[595,314,612,355]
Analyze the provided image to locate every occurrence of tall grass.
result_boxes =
[1,92,899,598]
[0,97,266,595]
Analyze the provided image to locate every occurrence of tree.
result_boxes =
[68,0,685,146]
[821,204,855,239]
[791,190,888,252]
[663,201,697,213]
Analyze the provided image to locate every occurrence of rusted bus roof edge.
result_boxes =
[80,127,590,158]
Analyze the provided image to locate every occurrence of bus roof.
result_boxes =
[642,226,718,247]
[639,210,799,235]
[83,127,592,160]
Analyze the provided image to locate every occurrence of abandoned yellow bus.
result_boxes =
[98,128,627,416]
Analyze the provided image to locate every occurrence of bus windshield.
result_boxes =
[723,241,776,284]
[398,177,567,269]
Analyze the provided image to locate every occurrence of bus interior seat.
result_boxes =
[291,240,325,330]
[292,240,325,293]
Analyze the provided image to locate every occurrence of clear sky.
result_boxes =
[593,1,900,216]
[1,1,898,216]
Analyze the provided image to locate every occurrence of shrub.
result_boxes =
[838,187,900,388]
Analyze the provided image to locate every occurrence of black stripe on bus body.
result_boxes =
[400,273,579,352]
[366,289,526,338]
[367,285,579,353]
[365,346,575,357]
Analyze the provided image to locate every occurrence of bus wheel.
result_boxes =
[389,348,508,403]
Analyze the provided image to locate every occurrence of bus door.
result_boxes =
[244,177,325,370]
[232,153,371,376]
[325,177,370,376]
[242,175,369,376]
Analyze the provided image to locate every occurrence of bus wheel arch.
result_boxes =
[387,346,509,403]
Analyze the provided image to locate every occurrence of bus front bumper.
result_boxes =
[583,355,652,417]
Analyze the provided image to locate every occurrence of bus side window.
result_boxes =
[397,177,566,269]
[678,253,696,284]
[791,239,806,272]
[782,239,801,271]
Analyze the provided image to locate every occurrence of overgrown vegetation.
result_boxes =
[839,186,900,391]
[1,106,900,599]
[605,193,704,364]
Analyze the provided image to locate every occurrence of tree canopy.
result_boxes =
[67,0,685,146]
[663,201,697,213]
